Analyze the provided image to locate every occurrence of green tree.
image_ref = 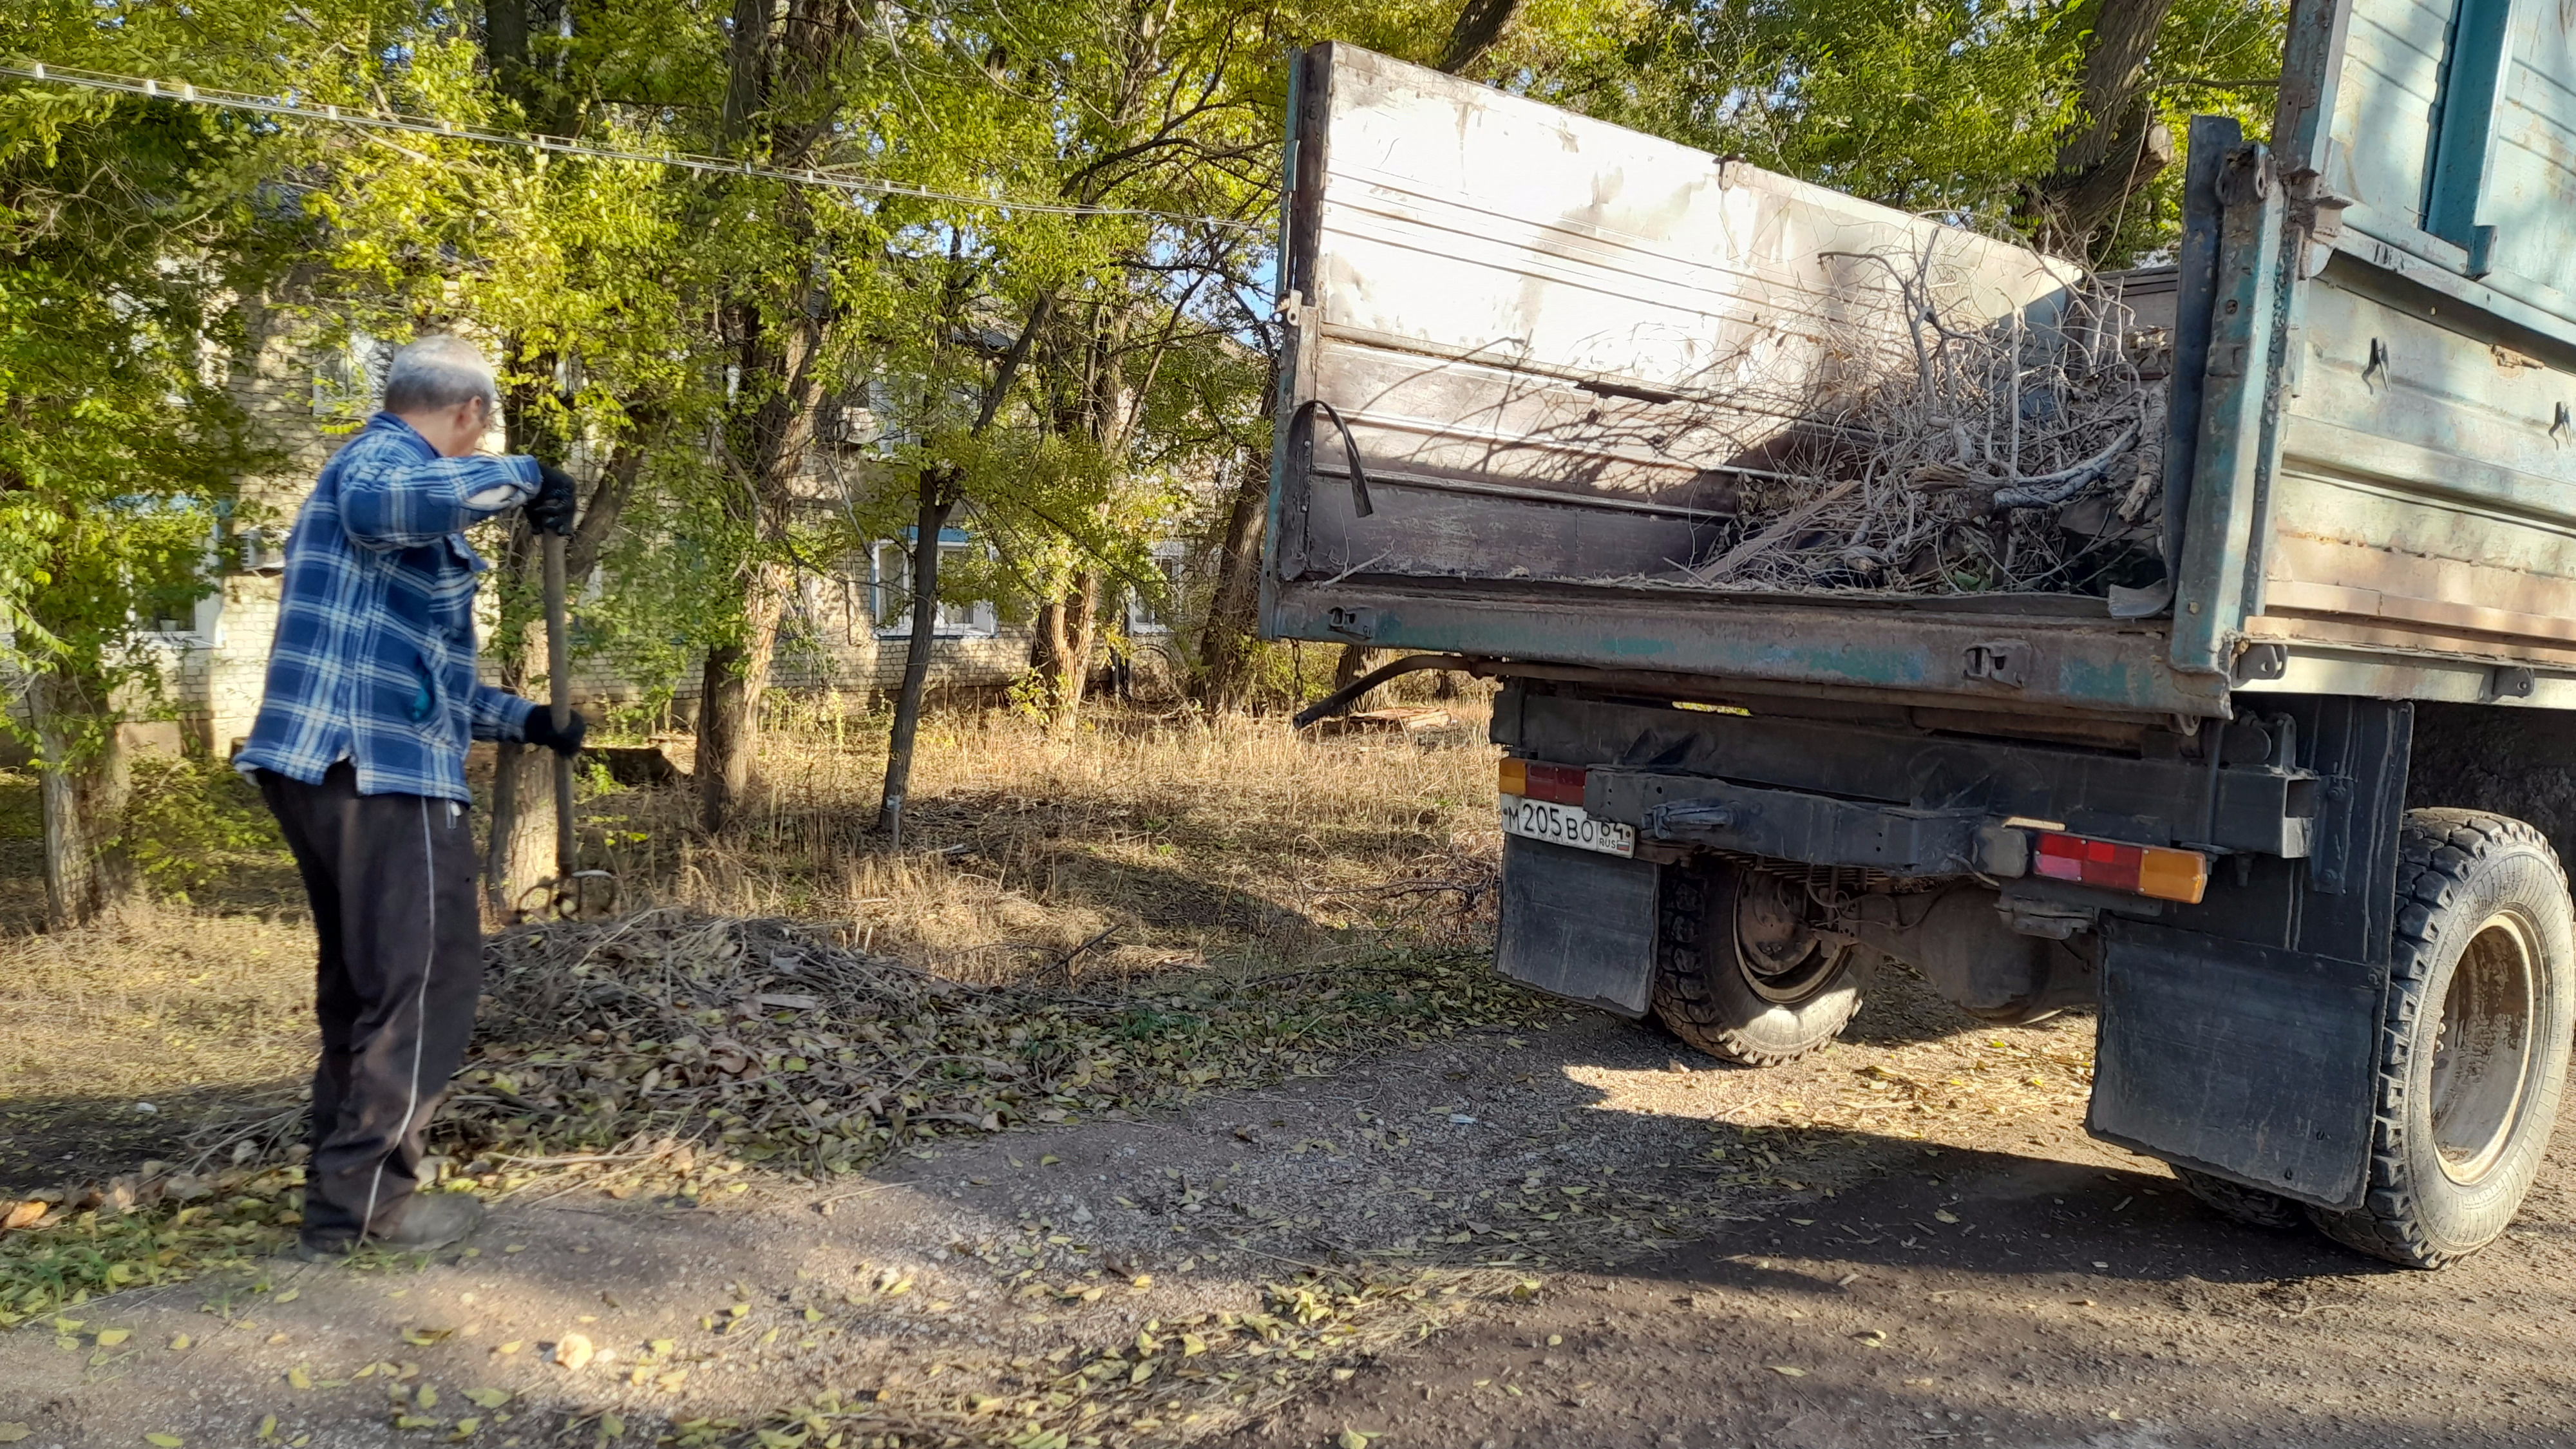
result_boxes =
[1598,0,2282,266]
[0,0,337,924]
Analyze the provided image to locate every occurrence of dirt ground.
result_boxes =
[6,966,2571,1448]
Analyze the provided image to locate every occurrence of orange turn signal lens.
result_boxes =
[1498,758,1527,797]
[2137,847,2210,904]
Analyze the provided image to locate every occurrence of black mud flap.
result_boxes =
[1495,835,1659,1018]
[2088,920,2385,1209]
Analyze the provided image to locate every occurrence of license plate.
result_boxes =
[1500,795,1636,857]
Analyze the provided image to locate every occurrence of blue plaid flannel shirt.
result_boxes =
[236,412,542,804]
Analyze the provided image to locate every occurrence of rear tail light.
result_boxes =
[2032,831,2210,904]
[1498,759,1586,806]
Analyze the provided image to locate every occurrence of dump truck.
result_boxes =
[1264,0,2576,1267]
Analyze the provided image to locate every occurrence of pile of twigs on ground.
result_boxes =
[0,910,1562,1329]
[179,909,1563,1204]
[1694,259,2169,598]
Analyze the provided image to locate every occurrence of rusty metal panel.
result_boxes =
[2309,0,2576,328]
[2168,144,2287,677]
[1271,578,2225,718]
[2468,0,2576,301]
[2256,249,2576,667]
[2320,0,2448,243]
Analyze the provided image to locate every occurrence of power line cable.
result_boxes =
[0,60,1271,231]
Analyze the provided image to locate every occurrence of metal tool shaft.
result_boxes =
[544,529,574,879]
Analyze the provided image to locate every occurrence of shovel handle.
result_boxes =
[544,529,575,879]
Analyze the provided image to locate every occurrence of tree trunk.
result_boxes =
[1061,572,1102,730]
[2035,0,2181,258]
[697,0,840,835]
[486,739,556,918]
[876,473,956,849]
[1331,643,1380,710]
[697,303,823,832]
[32,669,135,929]
[697,560,788,833]
[486,0,531,80]
[1438,0,1524,73]
[483,377,652,914]
[696,643,752,833]
[1037,573,1102,732]
[484,563,556,920]
[873,294,1048,840]
[1030,598,1065,688]
[1197,449,1269,710]
[485,503,554,916]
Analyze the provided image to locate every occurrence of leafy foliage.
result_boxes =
[0,0,289,712]
[119,756,288,901]
[1593,0,2282,263]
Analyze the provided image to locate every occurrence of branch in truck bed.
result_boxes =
[1908,424,2141,512]
[1688,480,1859,584]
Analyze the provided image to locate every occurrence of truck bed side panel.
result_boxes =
[2246,0,2576,693]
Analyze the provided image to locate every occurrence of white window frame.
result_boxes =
[313,330,392,416]
[870,536,997,639]
[1126,543,1184,636]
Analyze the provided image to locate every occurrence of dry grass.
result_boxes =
[0,910,316,1184]
[0,699,1505,1189]
[592,697,1505,984]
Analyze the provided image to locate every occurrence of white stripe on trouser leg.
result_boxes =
[360,797,440,1236]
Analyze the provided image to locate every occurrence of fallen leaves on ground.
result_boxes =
[2,912,1561,1334]
[439,914,1560,1199]
[0,1167,302,1328]
[675,1265,1533,1449]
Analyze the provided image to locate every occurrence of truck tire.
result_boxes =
[1654,859,1868,1066]
[2172,1165,2304,1230]
[2309,810,2575,1268]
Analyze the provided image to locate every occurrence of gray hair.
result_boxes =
[381,335,500,415]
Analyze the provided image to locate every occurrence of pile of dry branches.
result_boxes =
[1693,260,2169,597]
[439,910,1557,1191]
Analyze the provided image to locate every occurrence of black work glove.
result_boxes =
[525,706,587,756]
[528,462,579,536]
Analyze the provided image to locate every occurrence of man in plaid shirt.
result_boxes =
[238,336,585,1258]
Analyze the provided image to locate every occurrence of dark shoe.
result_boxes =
[295,1193,486,1260]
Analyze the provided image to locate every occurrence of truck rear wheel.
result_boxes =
[1654,860,1868,1066]
[2309,810,2575,1268]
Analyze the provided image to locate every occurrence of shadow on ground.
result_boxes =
[1263,972,2576,1449]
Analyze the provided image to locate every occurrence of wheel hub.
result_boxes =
[1731,870,1844,1003]
[2430,908,2543,1186]
[1734,872,1817,975]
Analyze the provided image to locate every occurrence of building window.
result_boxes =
[1126,545,1184,636]
[871,528,997,638]
[313,330,393,416]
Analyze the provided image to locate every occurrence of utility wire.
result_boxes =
[0,60,1271,231]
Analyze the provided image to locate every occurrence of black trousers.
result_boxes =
[256,763,484,1242]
